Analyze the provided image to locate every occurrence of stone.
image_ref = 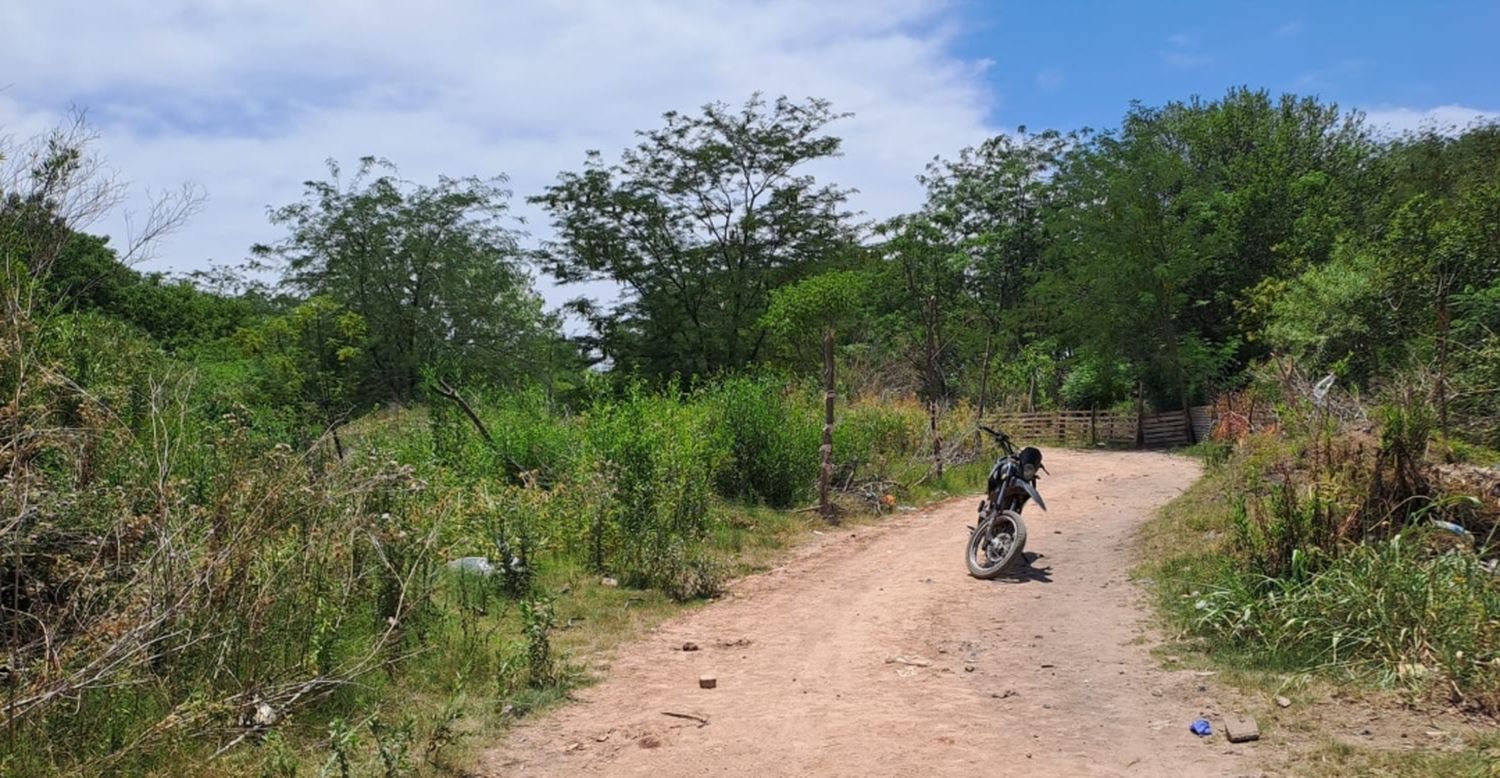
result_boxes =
[699,674,717,689]
[681,642,700,652]
[1225,716,1260,743]
[1274,695,1291,708]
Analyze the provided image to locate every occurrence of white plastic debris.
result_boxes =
[447,556,496,576]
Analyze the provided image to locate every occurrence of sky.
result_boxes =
[2,0,1497,313]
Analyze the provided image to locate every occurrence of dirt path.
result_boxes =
[480,450,1268,777]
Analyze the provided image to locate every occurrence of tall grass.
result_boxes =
[1149,388,1500,714]
[2,336,957,775]
[1190,533,1499,703]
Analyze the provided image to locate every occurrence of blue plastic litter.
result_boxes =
[1431,520,1472,538]
[1190,718,1213,737]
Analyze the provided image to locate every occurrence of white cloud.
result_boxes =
[0,0,1001,312]
[1361,104,1500,135]
[1035,69,1064,91]
[1160,32,1209,69]
[1161,51,1211,69]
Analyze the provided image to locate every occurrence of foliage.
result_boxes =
[534,95,858,379]
[233,295,367,436]
[703,375,820,507]
[255,157,552,402]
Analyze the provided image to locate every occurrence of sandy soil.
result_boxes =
[478,449,1277,777]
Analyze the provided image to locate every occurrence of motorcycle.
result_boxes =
[966,426,1046,578]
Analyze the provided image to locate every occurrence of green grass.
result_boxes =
[1296,732,1500,777]
[201,429,986,777]
[1138,445,1500,776]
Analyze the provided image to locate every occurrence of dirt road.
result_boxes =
[481,450,1266,777]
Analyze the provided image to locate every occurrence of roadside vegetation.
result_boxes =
[3,85,1497,774]
[1142,374,1500,774]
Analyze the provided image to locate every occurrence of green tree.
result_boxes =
[234,296,367,452]
[918,128,1073,426]
[256,157,550,402]
[877,217,967,474]
[762,269,871,517]
[533,95,857,380]
[1039,89,1369,419]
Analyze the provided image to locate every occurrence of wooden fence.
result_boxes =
[984,402,1270,448]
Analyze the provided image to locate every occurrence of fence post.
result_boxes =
[1134,382,1146,448]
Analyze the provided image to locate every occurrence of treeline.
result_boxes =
[23,89,1500,452]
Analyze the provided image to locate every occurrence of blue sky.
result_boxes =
[954,0,1500,132]
[1,1,1496,309]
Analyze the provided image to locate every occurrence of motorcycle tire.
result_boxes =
[965,509,1027,579]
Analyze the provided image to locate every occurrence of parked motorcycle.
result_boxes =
[966,426,1046,578]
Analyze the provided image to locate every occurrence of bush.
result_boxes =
[581,387,726,591]
[1190,534,1500,710]
[833,397,927,482]
[704,375,819,507]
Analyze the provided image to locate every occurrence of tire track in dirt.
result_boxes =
[480,449,1266,777]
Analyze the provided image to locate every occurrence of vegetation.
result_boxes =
[2,84,1497,773]
[1142,381,1500,778]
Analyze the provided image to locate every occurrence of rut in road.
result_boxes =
[481,449,1261,777]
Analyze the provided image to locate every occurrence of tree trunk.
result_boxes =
[432,379,494,446]
[974,331,993,453]
[1179,381,1197,446]
[1134,380,1146,448]
[930,399,943,478]
[819,327,836,521]
[1436,292,1451,444]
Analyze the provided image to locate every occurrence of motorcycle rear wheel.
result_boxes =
[966,509,1027,579]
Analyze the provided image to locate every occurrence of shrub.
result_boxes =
[581,387,726,591]
[1190,534,1500,711]
[704,375,819,507]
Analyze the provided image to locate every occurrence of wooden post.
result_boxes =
[974,331,992,455]
[1134,381,1146,448]
[1090,405,1098,447]
[930,399,943,478]
[820,327,836,520]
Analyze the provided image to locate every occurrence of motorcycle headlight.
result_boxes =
[1022,464,1037,481]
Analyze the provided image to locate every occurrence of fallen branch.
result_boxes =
[661,711,710,727]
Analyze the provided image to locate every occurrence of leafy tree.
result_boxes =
[42,233,260,351]
[1039,89,1369,419]
[533,95,857,380]
[256,157,550,402]
[877,216,967,473]
[762,269,871,517]
[918,128,1073,428]
[234,296,366,452]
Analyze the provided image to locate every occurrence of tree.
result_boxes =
[919,128,1073,432]
[877,217,967,475]
[234,296,367,453]
[762,270,871,518]
[256,157,550,402]
[533,95,858,380]
[1039,89,1369,421]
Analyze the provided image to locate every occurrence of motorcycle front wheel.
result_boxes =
[965,509,1027,579]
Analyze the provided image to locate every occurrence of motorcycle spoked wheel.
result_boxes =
[965,509,1028,579]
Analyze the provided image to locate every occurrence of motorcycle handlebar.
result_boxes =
[979,425,1017,456]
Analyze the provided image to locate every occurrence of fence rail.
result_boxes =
[985,402,1275,448]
